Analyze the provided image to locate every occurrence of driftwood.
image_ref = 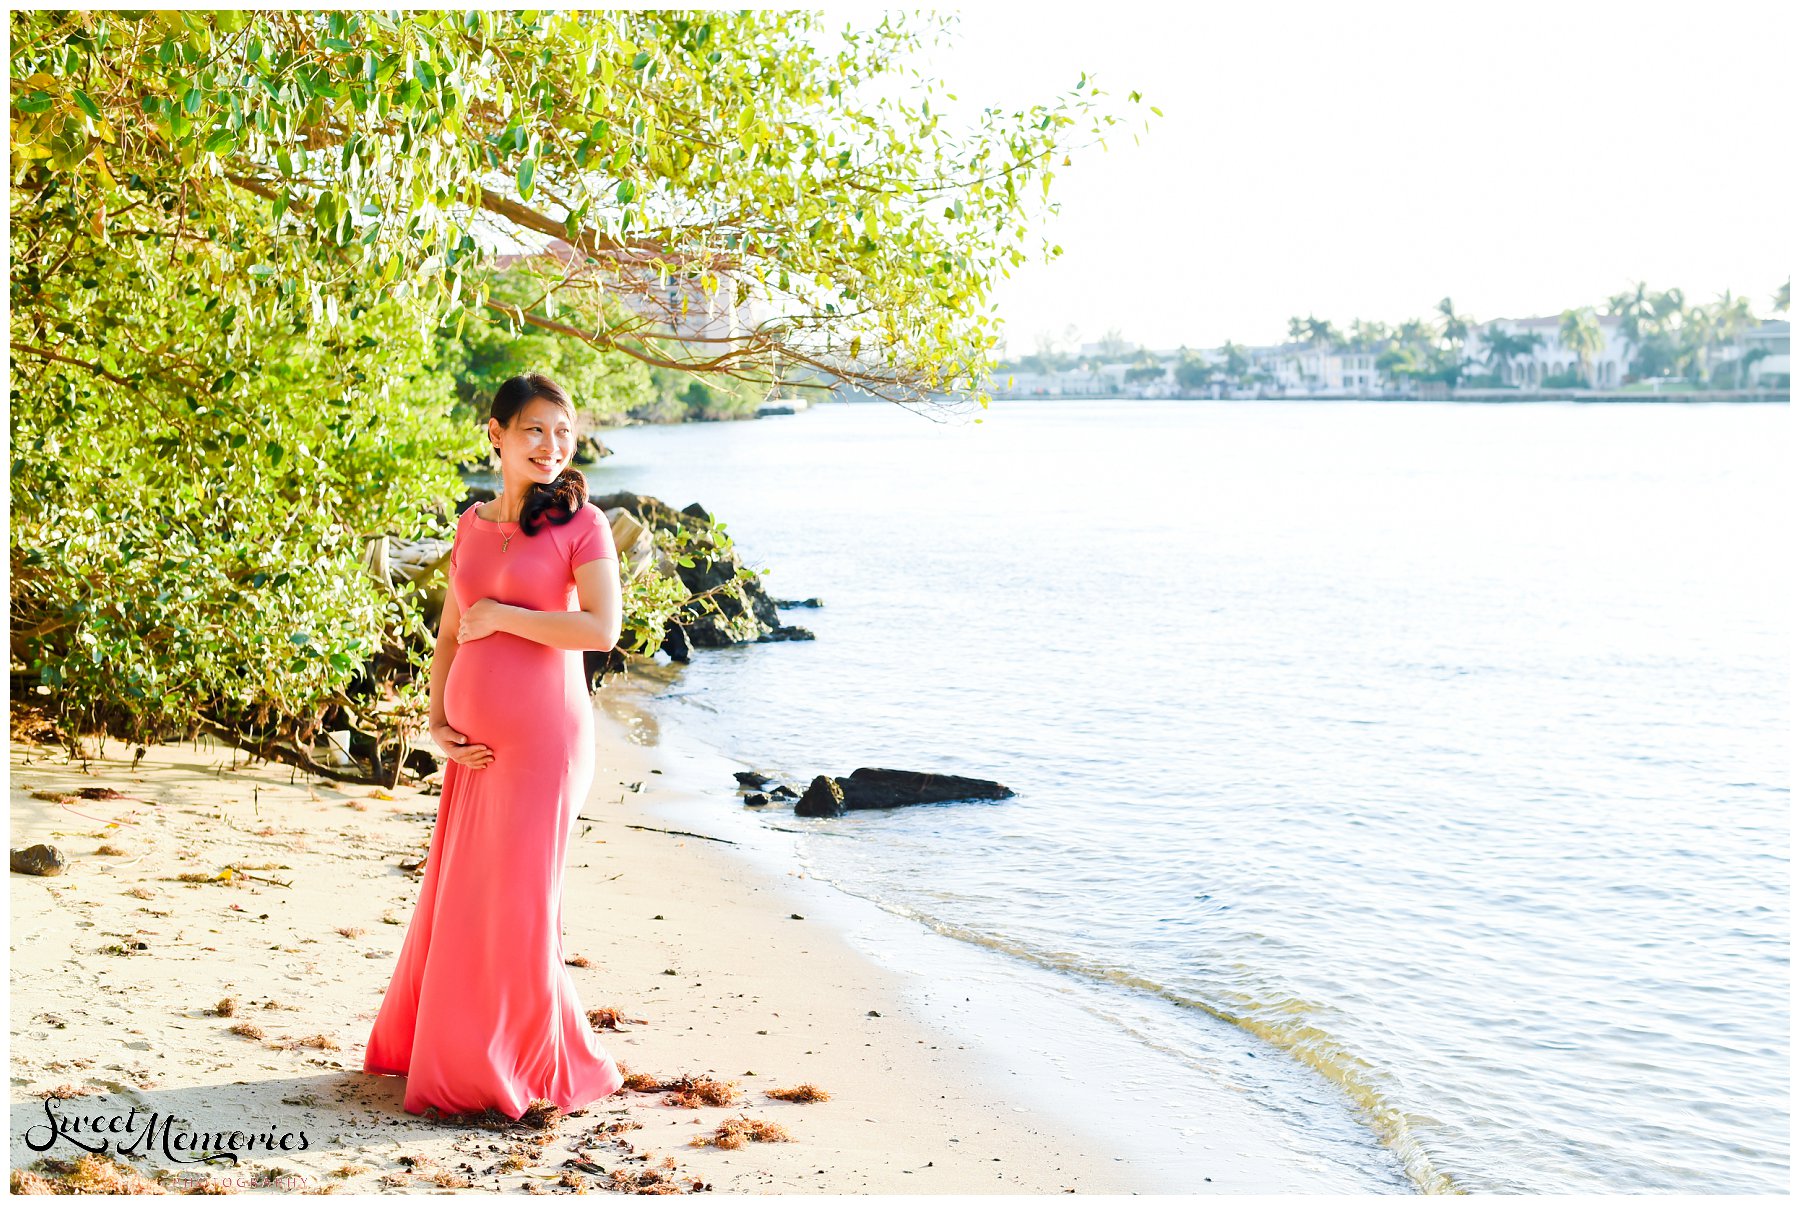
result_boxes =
[622,824,737,845]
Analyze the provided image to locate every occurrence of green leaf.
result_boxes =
[516,156,536,199]
[615,179,635,204]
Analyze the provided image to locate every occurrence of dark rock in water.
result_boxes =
[833,768,1016,809]
[583,647,627,689]
[734,770,777,790]
[768,784,798,800]
[770,597,824,609]
[660,620,692,663]
[755,625,815,643]
[572,432,612,465]
[591,490,784,648]
[795,775,847,818]
[744,793,769,807]
[11,844,66,876]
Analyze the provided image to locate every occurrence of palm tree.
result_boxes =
[1305,316,1343,349]
[1694,290,1755,385]
[1219,339,1249,381]
[1606,281,1656,347]
[1397,317,1433,346]
[1286,316,1310,345]
[1775,278,1790,314]
[1435,297,1470,348]
[1480,327,1546,384]
[1349,318,1390,351]
[1558,307,1605,386]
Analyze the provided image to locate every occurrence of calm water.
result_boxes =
[580,399,1790,1193]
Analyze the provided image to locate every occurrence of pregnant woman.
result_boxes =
[363,373,626,1118]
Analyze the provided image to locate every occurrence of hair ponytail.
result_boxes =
[519,465,590,535]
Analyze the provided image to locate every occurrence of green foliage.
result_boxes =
[1479,328,1547,378]
[10,9,1135,407]
[1558,307,1605,383]
[1123,352,1166,385]
[1173,351,1215,392]
[10,282,472,746]
[1605,283,1760,383]
[442,278,653,425]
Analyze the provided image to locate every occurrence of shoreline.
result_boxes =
[9,682,1403,1194]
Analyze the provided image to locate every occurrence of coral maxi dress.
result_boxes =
[362,498,625,1118]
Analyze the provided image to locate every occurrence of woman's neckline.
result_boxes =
[470,501,521,528]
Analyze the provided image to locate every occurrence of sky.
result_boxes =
[916,0,1795,355]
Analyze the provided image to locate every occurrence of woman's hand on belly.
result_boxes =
[431,721,494,770]
[456,597,512,644]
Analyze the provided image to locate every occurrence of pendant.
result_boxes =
[500,530,513,553]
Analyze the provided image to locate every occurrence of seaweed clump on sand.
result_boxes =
[690,1114,792,1149]
[431,1097,565,1133]
[616,1064,738,1107]
[764,1082,831,1103]
[11,1153,161,1194]
[586,1005,646,1030]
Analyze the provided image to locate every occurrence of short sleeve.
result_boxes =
[448,507,469,575]
[568,503,617,570]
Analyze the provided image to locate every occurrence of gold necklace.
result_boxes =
[484,501,517,552]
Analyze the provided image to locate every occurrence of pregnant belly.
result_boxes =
[443,634,584,752]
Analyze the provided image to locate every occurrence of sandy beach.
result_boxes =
[9,680,1382,1195]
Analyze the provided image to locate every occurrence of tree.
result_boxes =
[1558,307,1605,386]
[1303,315,1343,349]
[1479,326,1546,383]
[10,10,1139,410]
[10,10,1139,749]
[1689,290,1754,385]
[1219,339,1250,382]
[1348,318,1390,351]
[1173,350,1214,394]
[443,268,652,423]
[1606,281,1656,347]
[1774,279,1790,314]
[1097,327,1133,361]
[1435,297,1470,349]
[1124,352,1165,387]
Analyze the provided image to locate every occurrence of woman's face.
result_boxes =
[491,397,575,486]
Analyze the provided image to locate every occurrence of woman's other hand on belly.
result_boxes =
[432,722,494,770]
[456,597,512,644]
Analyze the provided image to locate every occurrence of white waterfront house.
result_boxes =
[1472,314,1788,390]
[1723,319,1790,388]
[1245,343,1383,396]
[1471,314,1631,388]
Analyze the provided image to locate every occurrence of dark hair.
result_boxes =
[490,373,589,537]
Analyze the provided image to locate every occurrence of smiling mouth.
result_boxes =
[529,457,560,469]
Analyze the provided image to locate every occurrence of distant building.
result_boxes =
[1721,319,1790,388]
[1471,314,1630,388]
[1245,342,1384,396]
[493,239,767,344]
